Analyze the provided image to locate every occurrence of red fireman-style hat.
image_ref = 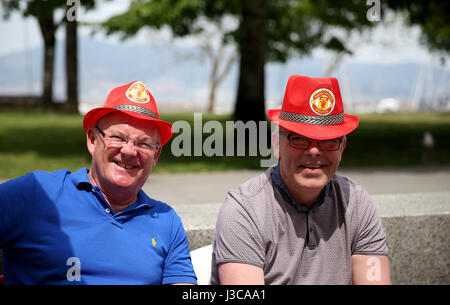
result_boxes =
[267,75,359,140]
[83,81,173,146]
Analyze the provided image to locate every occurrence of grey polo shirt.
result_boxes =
[210,165,388,285]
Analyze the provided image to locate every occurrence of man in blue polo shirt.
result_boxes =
[0,81,197,285]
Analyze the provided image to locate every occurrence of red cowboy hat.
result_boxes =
[267,75,359,140]
[83,81,173,146]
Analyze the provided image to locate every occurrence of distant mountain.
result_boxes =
[0,36,448,113]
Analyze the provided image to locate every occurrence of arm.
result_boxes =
[0,175,33,247]
[351,254,391,285]
[212,192,266,285]
[351,185,390,284]
[218,262,264,285]
[163,213,197,285]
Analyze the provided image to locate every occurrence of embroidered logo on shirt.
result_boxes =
[152,238,157,247]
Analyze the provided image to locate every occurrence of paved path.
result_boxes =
[1,165,448,207]
[144,165,450,207]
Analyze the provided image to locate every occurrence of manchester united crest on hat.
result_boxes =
[83,80,173,146]
[309,88,335,116]
[267,75,359,140]
[126,81,150,104]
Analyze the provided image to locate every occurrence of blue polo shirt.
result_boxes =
[0,168,197,285]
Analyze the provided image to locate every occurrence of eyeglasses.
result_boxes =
[279,130,343,151]
[95,126,161,153]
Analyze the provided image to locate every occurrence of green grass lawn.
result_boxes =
[1,109,450,179]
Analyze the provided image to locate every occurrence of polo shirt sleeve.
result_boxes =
[213,191,265,269]
[162,211,197,285]
[0,174,34,247]
[352,186,388,256]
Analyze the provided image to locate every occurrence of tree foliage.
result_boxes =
[385,0,449,54]
[103,0,374,62]
[1,0,96,111]
[102,0,375,121]
[102,0,448,121]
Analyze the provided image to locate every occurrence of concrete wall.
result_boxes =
[374,193,449,285]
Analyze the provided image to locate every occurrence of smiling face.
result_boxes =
[276,127,346,207]
[86,112,161,204]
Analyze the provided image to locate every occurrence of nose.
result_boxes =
[305,139,322,156]
[120,140,138,156]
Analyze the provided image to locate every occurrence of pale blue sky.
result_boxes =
[0,0,448,113]
[0,0,447,67]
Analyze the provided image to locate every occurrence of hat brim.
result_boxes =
[267,109,359,140]
[83,107,173,146]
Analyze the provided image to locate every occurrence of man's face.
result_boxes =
[87,112,161,194]
[276,127,346,202]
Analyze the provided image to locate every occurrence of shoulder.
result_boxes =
[228,167,274,202]
[331,174,371,203]
[332,174,365,192]
[331,174,379,221]
[31,169,74,184]
[331,178,388,255]
[152,199,179,218]
[219,168,276,225]
[0,169,76,229]
[0,169,72,192]
[140,191,175,214]
[139,192,182,223]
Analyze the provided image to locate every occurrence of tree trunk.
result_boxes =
[207,49,220,113]
[66,19,79,113]
[206,44,237,114]
[207,79,218,113]
[233,0,267,123]
[37,11,56,108]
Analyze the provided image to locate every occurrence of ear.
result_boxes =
[336,136,347,163]
[86,128,96,156]
[271,129,280,159]
[340,136,347,152]
[151,146,162,168]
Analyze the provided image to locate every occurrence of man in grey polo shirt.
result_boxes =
[211,75,391,285]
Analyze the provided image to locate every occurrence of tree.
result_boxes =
[65,15,79,113]
[151,16,238,114]
[102,0,375,122]
[1,0,95,112]
[234,0,267,122]
[384,0,450,56]
[103,0,449,122]
[101,1,238,114]
[197,18,238,113]
[65,1,87,113]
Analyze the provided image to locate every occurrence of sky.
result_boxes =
[0,0,446,65]
[0,0,448,113]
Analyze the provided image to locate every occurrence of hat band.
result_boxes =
[113,105,159,120]
[280,111,344,125]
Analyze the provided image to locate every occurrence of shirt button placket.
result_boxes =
[92,186,113,216]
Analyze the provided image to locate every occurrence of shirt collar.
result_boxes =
[271,163,330,212]
[70,167,154,211]
[71,167,91,189]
